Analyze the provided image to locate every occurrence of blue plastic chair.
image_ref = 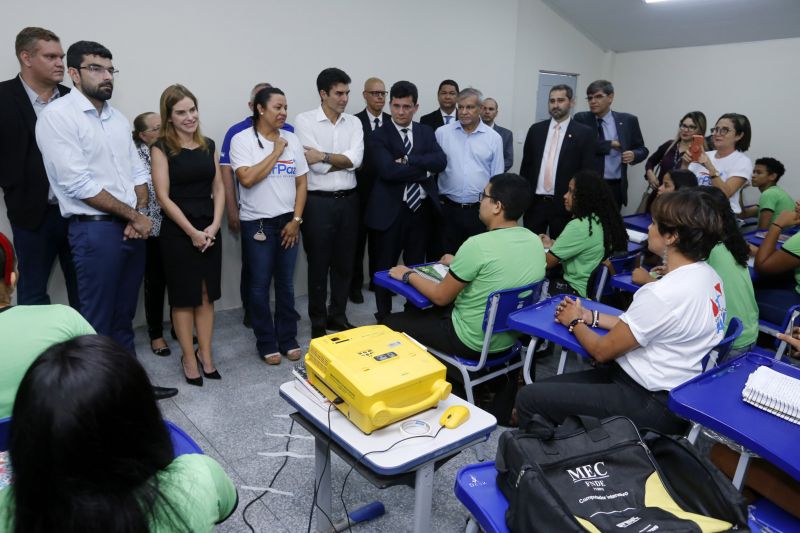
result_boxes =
[454,462,510,533]
[590,250,641,301]
[1,417,201,457]
[701,317,743,370]
[757,304,800,361]
[426,281,544,405]
[748,498,800,532]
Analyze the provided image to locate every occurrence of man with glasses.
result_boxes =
[351,77,391,303]
[435,87,504,254]
[36,40,177,399]
[574,80,648,210]
[0,27,79,307]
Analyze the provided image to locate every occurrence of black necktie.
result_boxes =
[373,117,380,131]
[402,128,421,212]
[596,118,605,140]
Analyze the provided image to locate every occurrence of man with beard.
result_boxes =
[36,40,176,399]
[519,84,594,238]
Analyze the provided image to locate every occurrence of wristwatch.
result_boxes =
[136,207,148,216]
[323,152,331,164]
[293,216,303,225]
[402,270,416,284]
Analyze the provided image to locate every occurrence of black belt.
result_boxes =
[308,188,356,198]
[71,214,126,223]
[533,194,556,201]
[441,196,479,209]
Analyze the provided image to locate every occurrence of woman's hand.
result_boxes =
[775,209,800,230]
[190,228,212,251]
[631,266,653,286]
[645,169,659,189]
[281,219,300,248]
[554,297,591,327]
[273,136,289,155]
[777,326,800,356]
[389,265,411,281]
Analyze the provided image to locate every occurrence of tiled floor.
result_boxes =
[136,292,573,532]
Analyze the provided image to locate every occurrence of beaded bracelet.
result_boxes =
[568,318,586,333]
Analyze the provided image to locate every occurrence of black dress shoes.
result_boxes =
[326,318,356,332]
[349,290,364,304]
[153,386,179,400]
[311,326,327,339]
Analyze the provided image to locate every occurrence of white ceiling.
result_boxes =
[540,0,800,52]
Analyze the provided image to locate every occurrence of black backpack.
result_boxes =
[495,415,749,532]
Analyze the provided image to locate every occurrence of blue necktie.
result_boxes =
[444,115,452,125]
[402,128,422,212]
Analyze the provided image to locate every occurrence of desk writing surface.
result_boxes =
[610,273,640,294]
[623,213,652,233]
[744,229,788,249]
[507,296,622,357]
[279,381,495,475]
[669,352,800,482]
[374,269,433,309]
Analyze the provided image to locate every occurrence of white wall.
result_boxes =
[1,0,608,319]
[610,37,800,213]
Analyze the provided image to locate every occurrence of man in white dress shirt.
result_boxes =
[294,67,364,338]
[36,40,175,399]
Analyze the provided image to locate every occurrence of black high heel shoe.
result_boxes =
[181,355,203,387]
[196,349,221,380]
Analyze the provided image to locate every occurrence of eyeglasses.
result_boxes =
[711,126,733,135]
[144,126,160,133]
[678,123,698,131]
[366,91,387,97]
[478,191,496,202]
[78,64,119,76]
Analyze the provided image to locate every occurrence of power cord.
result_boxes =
[338,425,446,532]
[242,418,296,532]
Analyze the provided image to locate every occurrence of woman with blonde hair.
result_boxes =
[151,84,224,386]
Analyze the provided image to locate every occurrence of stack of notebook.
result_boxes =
[742,366,800,425]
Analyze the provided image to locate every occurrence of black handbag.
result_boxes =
[495,415,748,532]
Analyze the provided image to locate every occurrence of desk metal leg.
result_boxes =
[315,437,332,532]
[523,340,536,384]
[413,462,435,533]
[732,452,752,492]
[556,348,568,375]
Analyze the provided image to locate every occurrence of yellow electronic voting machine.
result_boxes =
[305,325,452,434]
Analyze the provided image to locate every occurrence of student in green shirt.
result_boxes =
[741,157,794,229]
[540,170,628,297]
[754,204,800,325]
[385,173,546,358]
[0,335,237,533]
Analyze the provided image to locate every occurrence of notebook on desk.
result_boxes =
[414,263,449,283]
[742,366,800,425]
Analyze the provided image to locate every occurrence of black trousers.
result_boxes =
[144,236,168,340]
[515,363,687,434]
[383,305,482,360]
[372,199,435,320]
[441,198,485,254]
[301,191,359,330]
[604,178,624,211]
[351,197,378,294]
[523,195,569,238]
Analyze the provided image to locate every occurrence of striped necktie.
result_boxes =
[402,128,422,212]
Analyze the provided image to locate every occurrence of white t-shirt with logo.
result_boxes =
[688,150,753,214]
[229,128,309,220]
[616,262,726,391]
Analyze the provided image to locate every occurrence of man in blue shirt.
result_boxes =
[435,88,504,254]
[219,82,293,327]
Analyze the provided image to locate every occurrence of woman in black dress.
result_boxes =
[151,84,224,386]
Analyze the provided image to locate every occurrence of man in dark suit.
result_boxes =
[520,84,594,238]
[351,77,391,303]
[480,97,513,171]
[0,27,78,306]
[419,79,459,131]
[573,80,648,209]
[366,80,446,322]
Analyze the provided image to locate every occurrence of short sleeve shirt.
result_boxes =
[781,232,800,295]
[707,244,758,348]
[550,216,605,297]
[449,226,546,352]
[758,186,795,224]
[688,150,753,214]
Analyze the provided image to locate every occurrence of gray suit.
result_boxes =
[492,123,513,171]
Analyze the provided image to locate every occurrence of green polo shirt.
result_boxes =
[449,226,546,353]
[759,185,795,225]
[550,216,605,297]
[782,233,800,295]
[707,244,758,348]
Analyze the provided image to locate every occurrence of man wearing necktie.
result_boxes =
[365,80,446,322]
[573,80,648,210]
[519,84,594,238]
[352,77,390,303]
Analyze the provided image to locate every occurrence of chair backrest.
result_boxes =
[774,305,800,361]
[701,317,743,370]
[482,280,545,336]
[590,251,641,300]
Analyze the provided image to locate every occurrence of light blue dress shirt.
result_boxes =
[599,113,622,180]
[435,120,504,203]
[35,90,148,217]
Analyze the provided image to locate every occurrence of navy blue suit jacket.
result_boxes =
[573,110,648,206]
[0,77,70,229]
[365,121,446,232]
[355,109,391,203]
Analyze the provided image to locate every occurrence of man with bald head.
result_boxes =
[351,77,391,302]
[481,98,513,171]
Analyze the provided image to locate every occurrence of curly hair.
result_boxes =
[695,187,750,266]
[569,171,628,258]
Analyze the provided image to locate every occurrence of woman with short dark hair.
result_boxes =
[516,188,727,434]
[0,335,237,532]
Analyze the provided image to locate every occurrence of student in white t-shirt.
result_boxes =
[516,189,726,434]
[686,113,753,215]
[229,87,308,365]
